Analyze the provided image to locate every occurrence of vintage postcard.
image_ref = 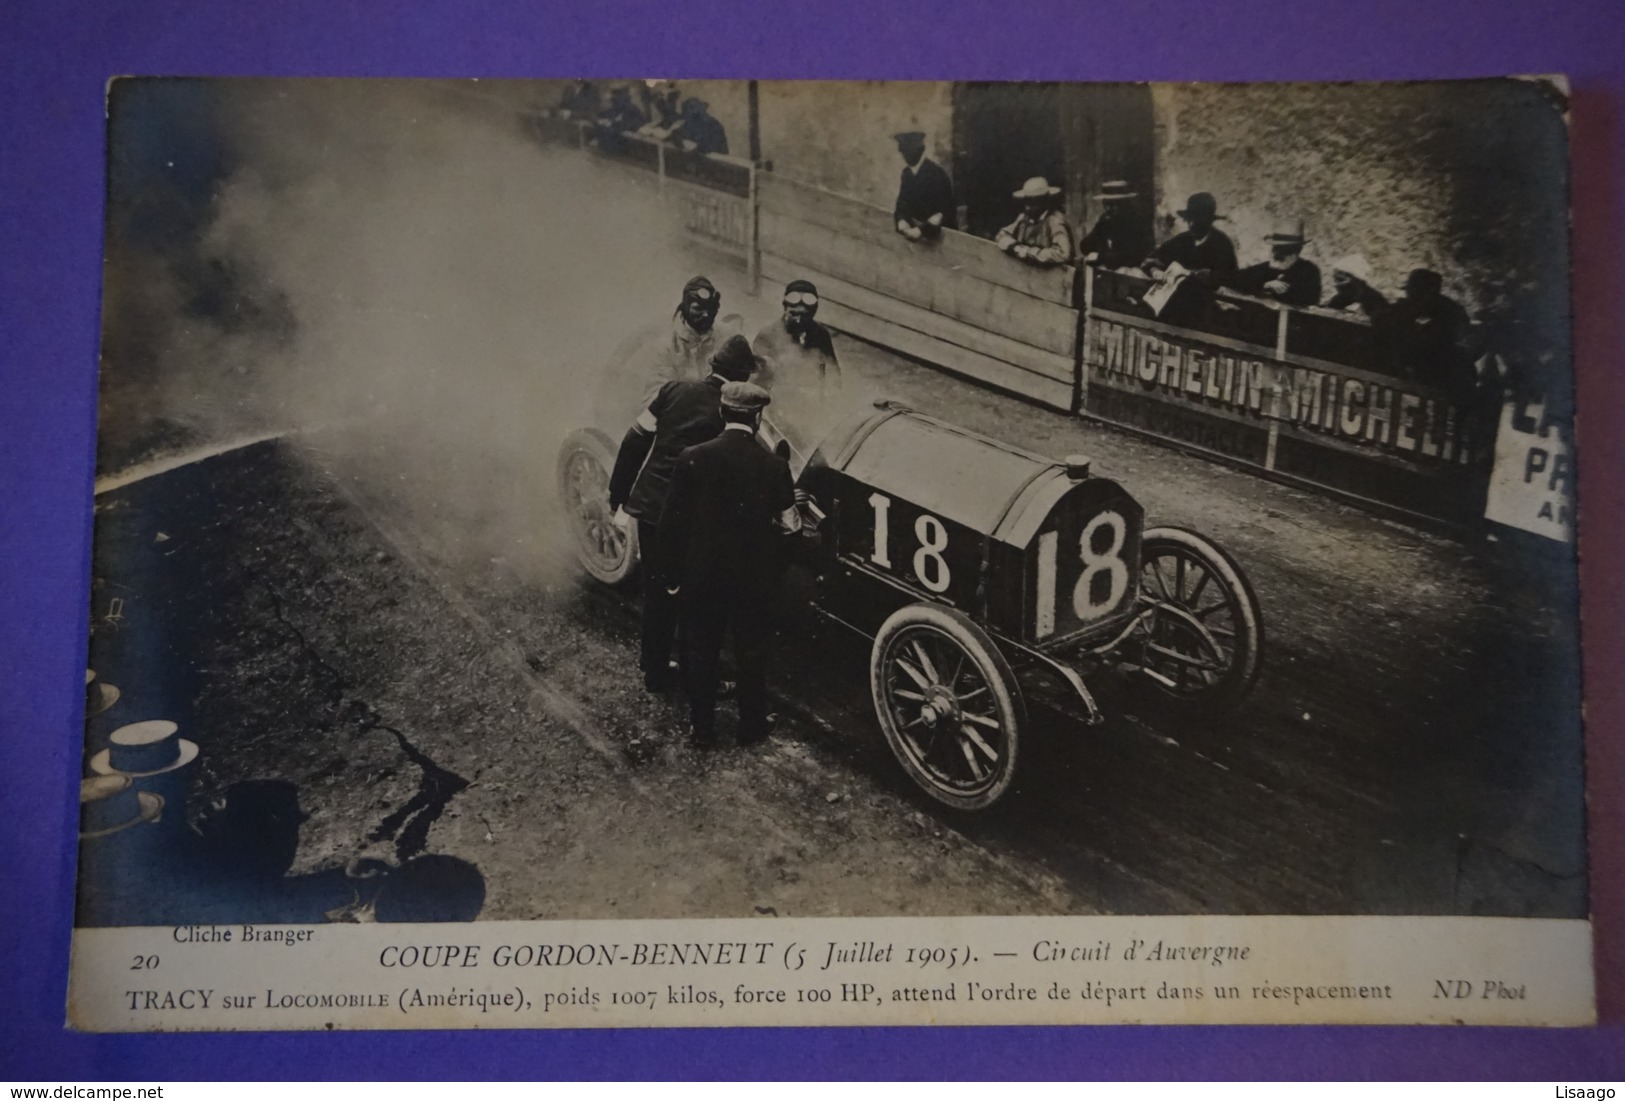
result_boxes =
[69,76,1591,1030]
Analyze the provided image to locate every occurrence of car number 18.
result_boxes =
[867,492,1130,627]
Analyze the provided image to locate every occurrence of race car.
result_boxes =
[556,399,1263,811]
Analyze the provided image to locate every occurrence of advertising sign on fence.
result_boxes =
[1484,397,1576,543]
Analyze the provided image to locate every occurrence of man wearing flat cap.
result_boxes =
[1144,191,1238,285]
[996,177,1075,267]
[609,334,762,692]
[752,279,842,457]
[1232,222,1322,307]
[1076,179,1153,271]
[893,131,957,242]
[659,380,803,746]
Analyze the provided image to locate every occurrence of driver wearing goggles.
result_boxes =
[752,279,842,461]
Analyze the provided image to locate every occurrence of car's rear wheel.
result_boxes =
[1132,526,1262,713]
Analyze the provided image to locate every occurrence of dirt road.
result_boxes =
[78,332,1586,924]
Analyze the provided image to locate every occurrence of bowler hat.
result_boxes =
[710,334,762,380]
[721,380,772,412]
[893,130,926,144]
[1178,192,1220,220]
[1013,176,1062,200]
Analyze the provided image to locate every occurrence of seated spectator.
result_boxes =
[996,177,1075,267]
[549,80,600,120]
[1323,254,1388,318]
[592,83,648,146]
[1144,192,1237,286]
[1378,268,1478,396]
[752,279,842,458]
[672,98,729,156]
[1077,179,1152,270]
[1232,223,1322,307]
[893,131,956,241]
[637,80,682,139]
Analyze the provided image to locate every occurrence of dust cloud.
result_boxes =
[155,80,711,577]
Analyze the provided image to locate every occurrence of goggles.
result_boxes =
[783,291,820,307]
[685,286,716,302]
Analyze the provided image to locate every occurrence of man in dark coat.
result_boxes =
[1377,268,1479,397]
[607,335,760,691]
[591,83,647,152]
[1232,223,1322,307]
[1076,179,1153,271]
[672,98,729,156]
[1144,192,1238,284]
[551,79,600,120]
[893,131,957,241]
[659,381,801,746]
[1323,254,1389,318]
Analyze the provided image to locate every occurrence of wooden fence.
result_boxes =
[528,121,1524,531]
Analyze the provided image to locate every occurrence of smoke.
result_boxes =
[170,80,713,576]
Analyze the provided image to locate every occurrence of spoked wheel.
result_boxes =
[1133,526,1262,712]
[870,604,1026,811]
[555,428,640,587]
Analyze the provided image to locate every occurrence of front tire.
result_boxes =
[870,603,1026,811]
[556,428,640,587]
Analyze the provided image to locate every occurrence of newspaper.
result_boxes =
[71,75,1591,1030]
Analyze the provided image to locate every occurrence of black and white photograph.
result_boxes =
[70,75,1589,1028]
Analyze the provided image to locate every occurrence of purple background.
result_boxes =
[2,0,1622,1080]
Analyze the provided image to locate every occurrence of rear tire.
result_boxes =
[556,428,640,587]
[1132,526,1262,713]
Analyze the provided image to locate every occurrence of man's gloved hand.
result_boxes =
[610,507,632,534]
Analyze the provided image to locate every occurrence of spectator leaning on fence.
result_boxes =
[1377,268,1479,397]
[893,130,956,241]
[637,80,682,139]
[996,177,1075,267]
[1144,192,1238,286]
[671,98,729,156]
[1232,222,1322,307]
[595,83,648,137]
[1076,179,1153,271]
[1323,254,1388,318]
[551,79,600,120]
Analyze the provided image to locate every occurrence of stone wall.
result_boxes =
[757,80,955,211]
[1149,79,1570,320]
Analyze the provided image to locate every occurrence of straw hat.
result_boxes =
[89,720,199,778]
[1013,176,1062,199]
[80,774,164,839]
[1332,253,1373,282]
[1263,221,1308,247]
[85,669,120,715]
